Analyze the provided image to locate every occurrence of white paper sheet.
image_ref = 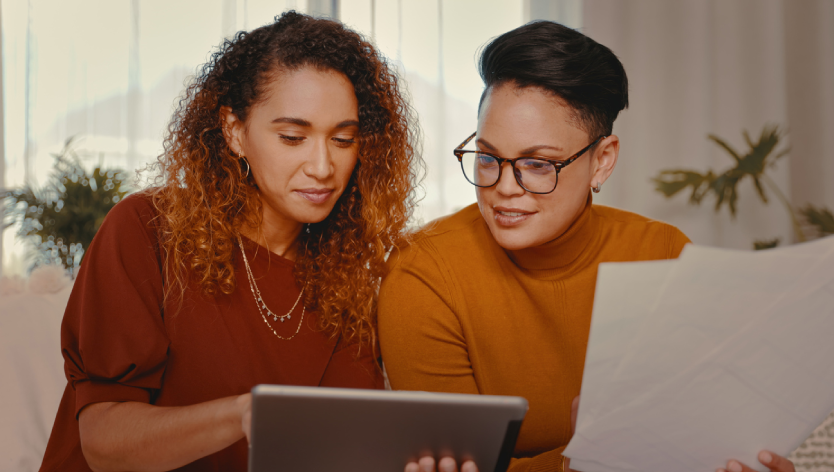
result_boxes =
[566,260,676,466]
[565,236,834,472]
[605,241,827,414]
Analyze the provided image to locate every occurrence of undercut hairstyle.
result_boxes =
[478,21,629,138]
[151,11,421,348]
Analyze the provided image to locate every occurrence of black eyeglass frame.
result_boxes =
[453,132,608,194]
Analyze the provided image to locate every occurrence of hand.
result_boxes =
[235,393,252,443]
[718,450,796,472]
[404,456,478,472]
[564,395,580,472]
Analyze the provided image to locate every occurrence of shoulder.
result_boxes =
[382,204,492,311]
[88,189,163,258]
[103,189,159,226]
[91,188,160,241]
[388,204,486,270]
[592,204,690,259]
[415,203,485,243]
[379,207,488,337]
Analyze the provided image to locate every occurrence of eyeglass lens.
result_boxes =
[460,152,558,193]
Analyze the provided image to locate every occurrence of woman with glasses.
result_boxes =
[379,21,795,472]
[40,12,420,471]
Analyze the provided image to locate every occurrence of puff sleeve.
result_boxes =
[60,193,170,416]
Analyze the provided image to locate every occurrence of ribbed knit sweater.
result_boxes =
[379,195,690,472]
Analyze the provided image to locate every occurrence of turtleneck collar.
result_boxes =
[506,192,599,271]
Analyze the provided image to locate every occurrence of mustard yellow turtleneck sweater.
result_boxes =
[378,196,690,472]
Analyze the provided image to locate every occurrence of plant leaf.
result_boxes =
[708,134,742,163]
[753,238,780,250]
[800,205,834,237]
[654,126,791,223]
[736,126,781,177]
[751,176,769,204]
[652,170,714,204]
[709,172,742,217]
[3,138,131,271]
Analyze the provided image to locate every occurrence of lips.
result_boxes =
[493,206,535,227]
[295,188,334,204]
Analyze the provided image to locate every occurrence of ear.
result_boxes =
[589,135,619,190]
[221,106,245,155]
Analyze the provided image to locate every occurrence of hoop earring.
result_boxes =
[238,151,250,179]
[592,182,602,193]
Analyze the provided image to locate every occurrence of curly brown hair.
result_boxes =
[151,11,421,348]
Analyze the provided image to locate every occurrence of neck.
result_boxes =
[239,206,304,261]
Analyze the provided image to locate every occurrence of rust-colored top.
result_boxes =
[379,195,690,472]
[40,193,383,471]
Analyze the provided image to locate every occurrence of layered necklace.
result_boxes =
[237,236,306,340]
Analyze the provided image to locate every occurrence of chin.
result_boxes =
[301,209,335,225]
[489,226,540,251]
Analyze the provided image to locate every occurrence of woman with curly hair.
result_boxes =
[40,11,420,471]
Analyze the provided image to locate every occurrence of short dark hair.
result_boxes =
[478,21,629,138]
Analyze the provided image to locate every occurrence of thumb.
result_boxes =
[236,393,253,443]
[570,396,580,435]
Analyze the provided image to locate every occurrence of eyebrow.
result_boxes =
[271,117,311,126]
[334,120,360,129]
[270,117,360,129]
[477,138,564,155]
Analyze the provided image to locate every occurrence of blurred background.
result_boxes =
[1,2,833,470]
[0,0,832,274]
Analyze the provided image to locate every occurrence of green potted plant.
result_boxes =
[652,125,833,249]
[2,137,131,273]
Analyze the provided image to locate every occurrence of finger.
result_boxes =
[405,462,421,472]
[759,450,796,472]
[725,459,758,472]
[236,393,252,442]
[461,460,479,472]
[438,457,457,472]
[241,409,252,442]
[571,396,580,435]
[418,456,436,472]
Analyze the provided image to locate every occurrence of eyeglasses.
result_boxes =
[453,132,607,194]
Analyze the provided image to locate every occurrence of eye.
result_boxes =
[332,137,357,148]
[518,158,555,175]
[475,153,499,168]
[279,135,305,145]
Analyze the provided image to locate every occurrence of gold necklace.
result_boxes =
[237,236,306,340]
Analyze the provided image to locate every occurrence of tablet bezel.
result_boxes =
[248,385,528,472]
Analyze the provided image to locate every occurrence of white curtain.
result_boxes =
[583,0,834,249]
[0,0,538,276]
[0,2,5,276]
[7,0,830,274]
[340,0,533,224]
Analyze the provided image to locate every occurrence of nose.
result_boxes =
[495,161,525,197]
[304,138,335,180]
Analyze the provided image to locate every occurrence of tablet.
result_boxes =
[248,385,528,472]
